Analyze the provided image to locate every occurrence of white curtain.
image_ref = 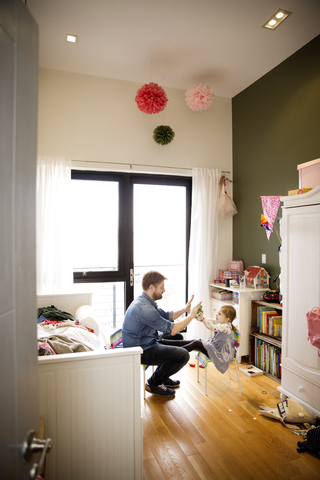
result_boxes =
[36,156,73,294]
[187,168,220,340]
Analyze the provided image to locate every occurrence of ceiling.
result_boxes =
[27,0,320,98]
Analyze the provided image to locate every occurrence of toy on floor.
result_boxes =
[259,398,317,429]
[189,362,204,368]
[297,426,320,456]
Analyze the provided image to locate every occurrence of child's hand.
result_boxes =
[195,305,204,321]
[191,302,202,319]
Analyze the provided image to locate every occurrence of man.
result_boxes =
[122,271,201,398]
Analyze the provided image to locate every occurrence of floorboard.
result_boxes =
[142,361,320,480]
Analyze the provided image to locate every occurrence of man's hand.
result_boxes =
[191,302,202,319]
[172,294,198,321]
[184,295,194,314]
[171,300,202,336]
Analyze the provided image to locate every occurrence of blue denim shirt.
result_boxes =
[122,292,174,350]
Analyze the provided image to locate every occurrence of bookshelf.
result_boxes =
[249,300,282,383]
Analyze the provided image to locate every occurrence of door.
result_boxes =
[0,2,41,477]
[70,171,191,329]
[132,179,191,312]
[281,200,320,389]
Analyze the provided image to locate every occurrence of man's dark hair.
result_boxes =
[142,271,167,291]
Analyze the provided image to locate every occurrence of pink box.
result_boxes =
[298,158,320,189]
[228,260,244,271]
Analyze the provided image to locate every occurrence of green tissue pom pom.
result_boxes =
[153,125,175,145]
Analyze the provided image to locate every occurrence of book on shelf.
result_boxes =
[257,306,282,338]
[239,365,263,376]
[254,336,281,379]
[269,315,282,337]
[261,309,277,333]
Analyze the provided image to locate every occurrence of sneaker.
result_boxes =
[164,378,180,388]
[145,383,175,397]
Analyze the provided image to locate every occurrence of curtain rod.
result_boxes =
[71,159,230,174]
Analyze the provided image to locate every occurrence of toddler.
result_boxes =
[161,304,238,374]
[195,305,238,374]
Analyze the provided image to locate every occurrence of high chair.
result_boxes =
[110,328,123,348]
[195,329,242,395]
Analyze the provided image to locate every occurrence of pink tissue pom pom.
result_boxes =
[185,83,214,112]
[135,82,168,114]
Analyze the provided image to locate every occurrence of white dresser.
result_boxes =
[278,185,320,417]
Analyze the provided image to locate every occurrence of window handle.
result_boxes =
[130,268,140,287]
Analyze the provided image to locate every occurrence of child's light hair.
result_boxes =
[221,305,237,332]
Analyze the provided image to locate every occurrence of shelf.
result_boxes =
[250,300,282,382]
[210,297,239,306]
[209,283,269,294]
[250,299,282,310]
[251,300,282,337]
[250,332,281,348]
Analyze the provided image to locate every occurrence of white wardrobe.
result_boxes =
[279,185,320,417]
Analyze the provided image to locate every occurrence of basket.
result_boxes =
[298,158,320,189]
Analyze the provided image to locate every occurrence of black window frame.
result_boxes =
[71,169,192,309]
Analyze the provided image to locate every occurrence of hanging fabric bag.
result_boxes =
[218,179,237,217]
[306,307,320,356]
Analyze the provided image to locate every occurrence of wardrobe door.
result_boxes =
[280,198,320,414]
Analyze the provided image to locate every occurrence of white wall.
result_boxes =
[37,68,233,271]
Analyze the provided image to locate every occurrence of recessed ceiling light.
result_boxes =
[66,34,78,43]
[262,9,292,30]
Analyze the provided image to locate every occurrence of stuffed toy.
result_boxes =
[259,398,317,429]
[75,305,100,336]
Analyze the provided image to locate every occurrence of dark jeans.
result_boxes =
[141,339,208,387]
[141,343,190,387]
[162,332,184,341]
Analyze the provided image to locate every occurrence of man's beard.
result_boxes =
[153,291,163,301]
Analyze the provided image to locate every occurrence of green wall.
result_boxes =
[232,34,320,287]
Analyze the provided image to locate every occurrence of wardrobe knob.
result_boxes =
[298,386,304,392]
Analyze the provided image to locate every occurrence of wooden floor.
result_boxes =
[142,360,320,480]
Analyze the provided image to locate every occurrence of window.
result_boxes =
[71,170,191,329]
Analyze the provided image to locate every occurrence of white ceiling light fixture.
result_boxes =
[262,9,292,30]
[66,34,78,43]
